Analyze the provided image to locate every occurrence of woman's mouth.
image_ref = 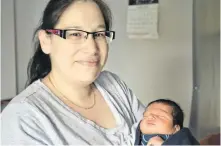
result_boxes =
[76,60,99,67]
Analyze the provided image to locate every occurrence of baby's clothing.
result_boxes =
[134,123,200,145]
[141,134,171,146]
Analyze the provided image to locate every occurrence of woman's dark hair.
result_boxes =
[147,99,184,128]
[26,0,112,86]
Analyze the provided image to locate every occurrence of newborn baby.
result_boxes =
[134,99,199,145]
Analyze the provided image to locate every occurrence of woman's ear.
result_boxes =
[38,30,52,54]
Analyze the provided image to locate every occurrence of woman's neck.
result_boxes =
[44,71,94,104]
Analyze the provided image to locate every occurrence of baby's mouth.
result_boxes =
[146,120,156,125]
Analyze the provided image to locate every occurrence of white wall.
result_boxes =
[1,0,17,100]
[14,0,49,92]
[12,0,193,126]
[191,0,220,139]
[105,0,193,126]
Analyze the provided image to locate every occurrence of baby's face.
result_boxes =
[140,103,179,135]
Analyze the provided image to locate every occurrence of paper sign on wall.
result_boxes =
[127,0,159,39]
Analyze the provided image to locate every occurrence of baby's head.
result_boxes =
[140,99,184,135]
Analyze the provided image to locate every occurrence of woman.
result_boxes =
[1,0,144,145]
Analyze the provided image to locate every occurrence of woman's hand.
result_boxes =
[147,136,164,146]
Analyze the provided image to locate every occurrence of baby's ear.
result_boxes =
[174,125,181,132]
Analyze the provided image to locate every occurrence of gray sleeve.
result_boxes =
[127,88,145,122]
[1,102,52,145]
[104,71,145,122]
[102,71,145,145]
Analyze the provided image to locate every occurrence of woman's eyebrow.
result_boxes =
[96,24,106,29]
[63,24,106,30]
[64,26,82,29]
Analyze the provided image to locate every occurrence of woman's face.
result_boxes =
[43,1,108,84]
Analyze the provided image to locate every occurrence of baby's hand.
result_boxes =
[147,136,164,146]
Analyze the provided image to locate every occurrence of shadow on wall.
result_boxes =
[199,127,220,139]
[1,100,11,112]
[200,131,220,145]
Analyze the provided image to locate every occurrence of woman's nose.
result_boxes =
[84,35,98,54]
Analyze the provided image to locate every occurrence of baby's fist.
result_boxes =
[147,136,164,146]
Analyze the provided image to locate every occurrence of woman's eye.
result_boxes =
[95,32,105,37]
[71,33,82,37]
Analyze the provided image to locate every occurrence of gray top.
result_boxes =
[1,71,145,145]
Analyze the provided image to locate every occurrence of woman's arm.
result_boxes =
[1,102,52,145]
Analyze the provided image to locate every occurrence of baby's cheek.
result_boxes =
[139,119,145,130]
[140,119,158,134]
[158,120,174,133]
[140,119,149,132]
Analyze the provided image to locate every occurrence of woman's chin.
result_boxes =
[77,70,101,83]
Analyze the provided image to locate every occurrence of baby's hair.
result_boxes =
[147,99,184,128]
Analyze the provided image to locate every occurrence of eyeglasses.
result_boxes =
[45,29,115,44]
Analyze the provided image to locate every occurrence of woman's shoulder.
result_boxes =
[96,71,145,123]
[95,70,132,101]
[97,70,119,79]
[1,80,54,145]
[96,70,126,88]
[1,80,49,116]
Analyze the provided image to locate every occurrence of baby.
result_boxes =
[134,99,199,145]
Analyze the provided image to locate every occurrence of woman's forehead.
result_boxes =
[55,1,105,30]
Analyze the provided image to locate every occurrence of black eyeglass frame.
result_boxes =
[45,29,115,41]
